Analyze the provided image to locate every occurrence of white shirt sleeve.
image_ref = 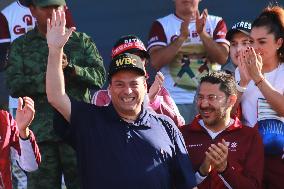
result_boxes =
[195,171,207,184]
[11,138,38,172]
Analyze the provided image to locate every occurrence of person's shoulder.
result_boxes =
[12,29,35,44]
[149,112,179,131]
[68,31,95,46]
[279,63,284,70]
[208,14,223,21]
[1,1,18,13]
[71,31,92,40]
[71,99,109,114]
[207,14,226,25]
[238,124,259,137]
[157,13,176,22]
[0,109,11,125]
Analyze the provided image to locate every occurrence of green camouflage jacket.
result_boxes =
[6,28,106,142]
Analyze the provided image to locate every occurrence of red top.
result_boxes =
[0,110,41,189]
[180,115,264,189]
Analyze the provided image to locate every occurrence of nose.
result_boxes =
[236,44,243,52]
[124,86,133,95]
[198,98,210,108]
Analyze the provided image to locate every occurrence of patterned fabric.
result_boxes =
[6,27,106,142]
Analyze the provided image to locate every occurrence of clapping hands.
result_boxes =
[239,47,263,83]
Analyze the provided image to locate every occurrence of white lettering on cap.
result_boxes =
[232,21,251,29]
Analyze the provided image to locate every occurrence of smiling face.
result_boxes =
[229,32,252,66]
[250,26,283,66]
[109,70,147,118]
[197,82,232,130]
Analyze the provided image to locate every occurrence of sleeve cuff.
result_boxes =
[19,130,31,141]
[195,171,207,184]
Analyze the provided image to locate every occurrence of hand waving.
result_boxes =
[46,9,75,49]
[16,97,35,138]
[148,72,164,103]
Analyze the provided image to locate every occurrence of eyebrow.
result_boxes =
[256,37,267,40]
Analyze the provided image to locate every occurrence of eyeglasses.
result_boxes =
[197,94,226,103]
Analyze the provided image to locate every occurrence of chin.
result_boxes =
[202,118,216,126]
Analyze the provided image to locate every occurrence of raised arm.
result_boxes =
[46,10,75,122]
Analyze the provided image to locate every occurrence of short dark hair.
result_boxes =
[200,71,237,96]
[252,5,284,62]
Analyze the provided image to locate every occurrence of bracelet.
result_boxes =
[255,76,265,87]
[236,82,247,93]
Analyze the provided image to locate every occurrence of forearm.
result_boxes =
[256,78,284,116]
[199,32,229,64]
[150,37,185,70]
[46,47,71,121]
[219,165,260,189]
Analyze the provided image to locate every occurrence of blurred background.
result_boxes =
[0,0,282,108]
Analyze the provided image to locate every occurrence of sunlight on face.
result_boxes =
[109,70,147,117]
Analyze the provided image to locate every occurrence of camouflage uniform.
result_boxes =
[6,27,106,189]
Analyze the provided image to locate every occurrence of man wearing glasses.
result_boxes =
[180,71,264,189]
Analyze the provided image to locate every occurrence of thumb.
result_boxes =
[196,10,200,19]
[256,53,262,64]
[17,97,23,111]
[65,27,76,39]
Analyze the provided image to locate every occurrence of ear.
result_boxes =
[143,78,148,91]
[227,94,237,107]
[276,37,283,50]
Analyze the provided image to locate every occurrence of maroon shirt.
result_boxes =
[180,116,264,189]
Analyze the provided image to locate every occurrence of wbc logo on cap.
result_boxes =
[115,57,137,67]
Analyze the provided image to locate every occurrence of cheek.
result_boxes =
[230,48,237,57]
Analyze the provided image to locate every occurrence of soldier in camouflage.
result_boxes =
[5,0,106,188]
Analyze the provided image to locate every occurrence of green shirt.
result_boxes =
[6,28,106,142]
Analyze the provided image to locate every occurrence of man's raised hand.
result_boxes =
[46,9,75,49]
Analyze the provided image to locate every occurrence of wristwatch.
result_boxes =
[236,81,247,93]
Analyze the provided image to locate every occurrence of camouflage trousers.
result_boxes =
[27,141,80,189]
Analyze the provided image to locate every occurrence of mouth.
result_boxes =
[200,108,214,117]
[121,97,135,103]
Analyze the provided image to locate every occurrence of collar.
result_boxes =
[108,103,152,128]
[189,115,243,132]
